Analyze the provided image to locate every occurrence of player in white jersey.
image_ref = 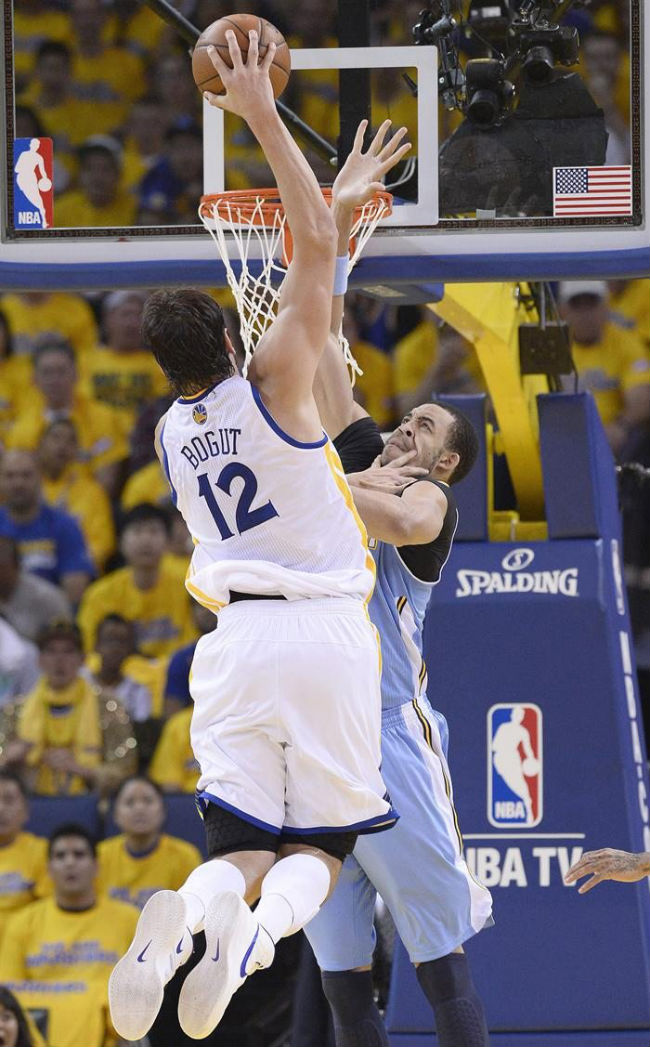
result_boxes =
[108,34,407,1044]
[296,123,492,1047]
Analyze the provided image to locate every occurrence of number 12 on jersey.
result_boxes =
[198,463,279,539]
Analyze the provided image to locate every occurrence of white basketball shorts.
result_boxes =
[190,597,398,837]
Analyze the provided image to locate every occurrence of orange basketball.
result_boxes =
[192,13,290,99]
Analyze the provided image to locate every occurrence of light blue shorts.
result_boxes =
[305,696,493,968]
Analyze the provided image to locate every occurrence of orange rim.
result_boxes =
[200,186,393,225]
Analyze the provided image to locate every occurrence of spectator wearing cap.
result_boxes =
[37,419,116,571]
[78,504,196,658]
[9,622,103,796]
[558,280,650,455]
[79,291,169,438]
[0,536,71,643]
[138,120,204,224]
[6,340,127,494]
[54,136,137,228]
[0,450,94,606]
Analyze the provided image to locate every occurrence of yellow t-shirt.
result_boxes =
[121,460,169,511]
[18,677,102,796]
[393,319,440,397]
[609,279,650,346]
[149,708,200,794]
[0,832,49,920]
[78,564,196,658]
[0,895,137,1047]
[0,293,98,358]
[17,89,100,156]
[571,321,650,425]
[54,189,138,229]
[8,389,127,476]
[42,465,116,570]
[352,339,395,428]
[0,355,32,445]
[97,833,201,910]
[79,346,169,434]
[104,5,166,56]
[73,46,146,107]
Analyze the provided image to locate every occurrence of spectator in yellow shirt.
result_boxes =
[18,42,98,168]
[558,280,650,454]
[97,776,201,910]
[149,708,200,794]
[54,137,138,229]
[38,419,116,571]
[6,340,127,494]
[12,622,102,796]
[0,823,138,1047]
[0,309,32,445]
[0,771,49,922]
[13,0,72,89]
[80,291,169,435]
[78,503,196,658]
[70,0,146,111]
[0,291,97,359]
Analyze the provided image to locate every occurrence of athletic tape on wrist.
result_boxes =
[334,255,349,297]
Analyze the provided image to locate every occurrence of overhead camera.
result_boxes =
[510,25,580,84]
[465,58,516,127]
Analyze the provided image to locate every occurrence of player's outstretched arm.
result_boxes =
[205,30,336,434]
[564,848,650,893]
[313,120,411,440]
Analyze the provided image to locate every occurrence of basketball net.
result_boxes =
[199,188,392,380]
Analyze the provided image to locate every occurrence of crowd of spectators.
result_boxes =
[12,0,634,227]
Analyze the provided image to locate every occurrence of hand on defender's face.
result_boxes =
[203,30,276,120]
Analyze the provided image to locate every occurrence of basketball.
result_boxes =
[192,14,290,99]
[522,757,540,777]
[38,177,52,192]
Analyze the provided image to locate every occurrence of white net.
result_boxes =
[199,190,391,378]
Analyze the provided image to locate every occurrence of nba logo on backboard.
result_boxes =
[488,703,543,828]
[13,137,53,229]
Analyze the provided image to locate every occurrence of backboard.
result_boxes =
[1,0,648,291]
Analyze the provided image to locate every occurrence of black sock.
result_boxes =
[416,953,489,1047]
[321,970,390,1047]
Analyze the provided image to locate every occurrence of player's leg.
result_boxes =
[304,852,389,1047]
[353,699,492,1047]
[110,618,286,1040]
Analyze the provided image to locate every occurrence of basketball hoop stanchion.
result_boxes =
[199,187,392,377]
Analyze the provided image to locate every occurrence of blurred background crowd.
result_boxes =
[1,0,647,1043]
[12,0,634,226]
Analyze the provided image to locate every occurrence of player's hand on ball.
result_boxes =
[204,30,276,118]
[564,847,650,893]
[332,119,411,212]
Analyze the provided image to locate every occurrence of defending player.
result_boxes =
[109,35,409,1043]
[304,121,494,1047]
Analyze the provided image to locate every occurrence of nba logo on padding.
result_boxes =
[13,137,53,229]
[488,703,543,828]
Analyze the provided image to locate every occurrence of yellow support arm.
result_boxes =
[430,282,547,521]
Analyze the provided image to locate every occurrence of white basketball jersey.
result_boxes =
[158,375,375,609]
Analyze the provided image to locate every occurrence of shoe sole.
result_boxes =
[178,890,253,1039]
[109,889,187,1041]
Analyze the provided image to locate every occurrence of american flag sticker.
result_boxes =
[553,165,632,217]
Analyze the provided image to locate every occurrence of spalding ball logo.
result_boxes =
[192,404,208,424]
[501,548,535,572]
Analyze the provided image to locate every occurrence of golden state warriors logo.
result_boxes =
[192,404,207,424]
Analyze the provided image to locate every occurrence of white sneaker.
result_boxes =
[108,890,193,1041]
[177,890,274,1039]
